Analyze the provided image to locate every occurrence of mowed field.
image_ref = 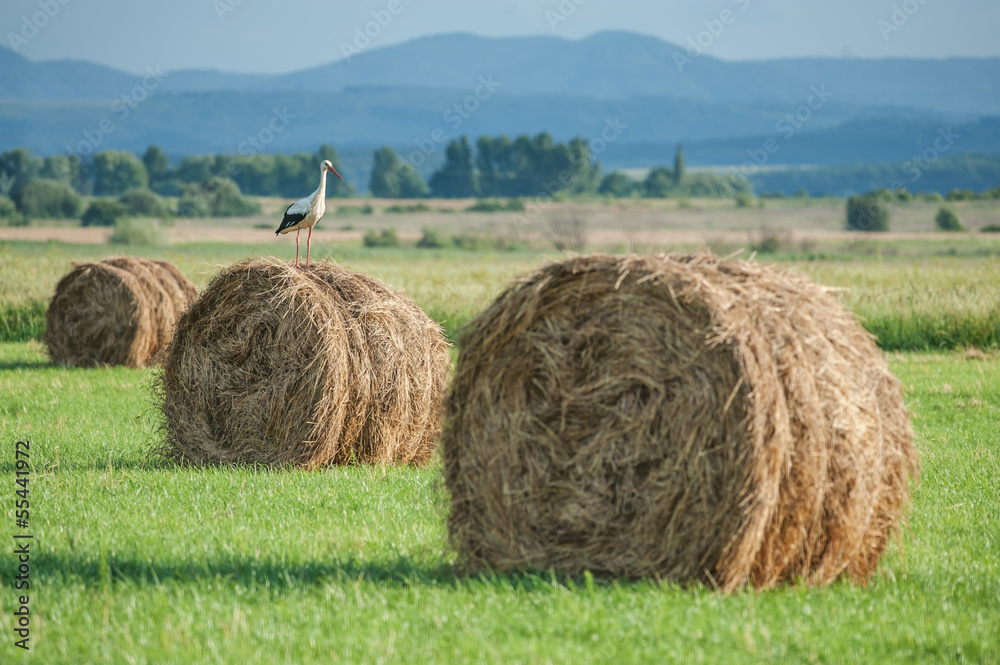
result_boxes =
[1,200,999,663]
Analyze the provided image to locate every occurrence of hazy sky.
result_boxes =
[3,0,999,74]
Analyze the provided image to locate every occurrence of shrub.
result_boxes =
[416,227,448,249]
[119,188,168,217]
[363,228,400,248]
[980,224,1000,233]
[946,188,977,202]
[82,200,128,227]
[934,206,964,232]
[177,177,261,217]
[921,192,944,202]
[0,195,27,226]
[451,232,494,251]
[749,227,789,254]
[385,203,431,214]
[335,204,374,216]
[735,193,755,208]
[109,218,167,246]
[598,172,637,197]
[846,193,890,232]
[466,199,524,213]
[12,179,82,219]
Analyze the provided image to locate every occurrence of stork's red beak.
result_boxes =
[328,165,344,181]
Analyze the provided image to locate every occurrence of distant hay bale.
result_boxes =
[158,257,451,469]
[45,257,198,368]
[442,253,918,592]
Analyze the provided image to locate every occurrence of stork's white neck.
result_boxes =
[317,168,329,201]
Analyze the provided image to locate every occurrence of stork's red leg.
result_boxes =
[306,227,313,269]
[295,229,301,268]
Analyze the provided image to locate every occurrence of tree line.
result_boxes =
[0,136,758,224]
[370,134,751,200]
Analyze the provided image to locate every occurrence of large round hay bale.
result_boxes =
[158,257,451,469]
[442,253,918,591]
[45,257,198,368]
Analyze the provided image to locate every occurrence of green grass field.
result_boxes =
[1,239,999,350]
[0,342,997,663]
[1,239,999,663]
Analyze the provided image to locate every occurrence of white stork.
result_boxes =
[274,159,344,269]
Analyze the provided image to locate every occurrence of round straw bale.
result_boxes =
[46,261,156,368]
[442,253,918,591]
[102,256,177,353]
[45,257,198,368]
[158,257,451,469]
[150,259,200,305]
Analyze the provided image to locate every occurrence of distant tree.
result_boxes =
[176,184,211,217]
[316,144,355,197]
[119,188,169,217]
[12,179,82,219]
[81,200,128,227]
[175,155,215,185]
[429,136,476,198]
[0,148,42,196]
[0,195,27,226]
[0,196,17,218]
[142,146,170,187]
[398,164,429,198]
[93,151,148,196]
[946,188,977,201]
[845,192,890,232]
[40,154,81,189]
[935,206,964,231]
[369,147,427,198]
[370,147,404,198]
[178,177,261,217]
[599,172,637,197]
[673,145,685,186]
[644,167,675,198]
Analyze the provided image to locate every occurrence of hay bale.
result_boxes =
[442,253,918,591]
[158,257,451,469]
[102,256,177,353]
[45,257,198,368]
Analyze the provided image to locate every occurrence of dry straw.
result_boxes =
[442,253,918,592]
[46,257,198,368]
[158,257,451,469]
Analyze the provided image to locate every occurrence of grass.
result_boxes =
[0,341,997,663]
[2,239,999,349]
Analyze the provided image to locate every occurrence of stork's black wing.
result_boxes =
[275,198,311,235]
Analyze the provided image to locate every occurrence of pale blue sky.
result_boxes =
[3,0,999,74]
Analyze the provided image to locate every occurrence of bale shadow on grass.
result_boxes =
[0,358,52,370]
[25,552,663,594]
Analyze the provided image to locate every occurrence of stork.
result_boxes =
[274,160,343,269]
